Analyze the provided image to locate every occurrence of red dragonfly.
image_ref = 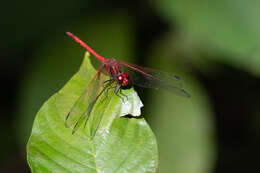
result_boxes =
[65,32,190,135]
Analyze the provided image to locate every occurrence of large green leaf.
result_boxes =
[27,53,158,173]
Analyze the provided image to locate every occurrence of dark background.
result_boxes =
[1,0,260,172]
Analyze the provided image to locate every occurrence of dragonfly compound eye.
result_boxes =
[122,78,129,86]
[123,72,129,78]
[117,74,124,82]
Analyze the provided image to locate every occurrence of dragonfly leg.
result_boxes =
[114,84,125,102]
[65,112,70,121]
[102,79,115,101]
[119,89,128,101]
[103,79,113,88]
[102,85,116,102]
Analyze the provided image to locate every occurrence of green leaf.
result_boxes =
[27,52,158,173]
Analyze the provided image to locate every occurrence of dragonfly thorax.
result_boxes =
[103,58,123,78]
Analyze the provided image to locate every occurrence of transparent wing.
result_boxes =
[119,62,190,97]
[65,65,107,134]
[86,81,116,137]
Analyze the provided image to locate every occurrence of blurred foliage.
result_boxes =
[154,0,260,75]
[143,37,215,173]
[1,0,83,52]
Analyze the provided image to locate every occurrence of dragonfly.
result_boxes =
[65,32,190,135]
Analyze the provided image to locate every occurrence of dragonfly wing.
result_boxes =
[119,62,190,97]
[85,82,115,137]
[71,85,106,135]
[65,65,108,133]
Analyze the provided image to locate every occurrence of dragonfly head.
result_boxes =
[116,72,129,86]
